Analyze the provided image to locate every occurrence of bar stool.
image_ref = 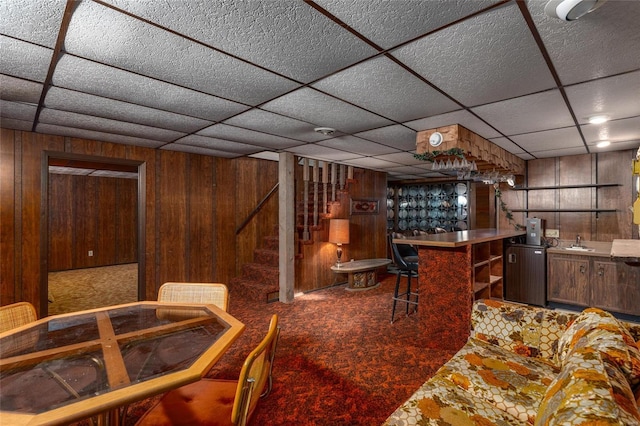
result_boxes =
[389,236,419,323]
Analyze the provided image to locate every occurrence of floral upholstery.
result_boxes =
[535,347,640,426]
[385,300,640,426]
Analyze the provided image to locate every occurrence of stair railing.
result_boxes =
[236,182,279,235]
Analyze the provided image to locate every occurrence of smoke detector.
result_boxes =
[544,0,608,21]
[314,127,335,136]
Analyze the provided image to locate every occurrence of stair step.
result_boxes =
[242,263,279,286]
[262,236,279,250]
[254,248,278,267]
[228,277,278,303]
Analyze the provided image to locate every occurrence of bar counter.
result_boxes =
[393,229,525,351]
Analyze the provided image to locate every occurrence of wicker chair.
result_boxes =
[157,282,229,311]
[135,314,280,426]
[0,301,37,333]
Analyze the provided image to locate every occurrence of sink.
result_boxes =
[564,246,595,252]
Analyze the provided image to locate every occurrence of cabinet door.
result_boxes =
[601,261,640,316]
[548,256,590,306]
[591,260,619,312]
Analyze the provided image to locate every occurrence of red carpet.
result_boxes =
[124,274,456,425]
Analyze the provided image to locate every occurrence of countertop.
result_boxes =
[394,229,526,248]
[547,241,612,257]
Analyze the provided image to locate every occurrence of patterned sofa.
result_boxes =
[384,299,640,425]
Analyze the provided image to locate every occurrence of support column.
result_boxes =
[278,152,295,303]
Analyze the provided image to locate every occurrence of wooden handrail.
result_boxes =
[236,183,279,235]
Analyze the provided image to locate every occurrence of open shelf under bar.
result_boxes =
[512,183,620,191]
[511,209,618,212]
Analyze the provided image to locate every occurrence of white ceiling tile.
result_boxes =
[262,88,393,134]
[52,55,249,122]
[530,146,589,158]
[0,36,53,82]
[404,110,501,139]
[176,134,263,155]
[566,71,640,124]
[0,117,32,131]
[0,0,66,48]
[284,144,361,162]
[392,3,555,107]
[372,152,423,166]
[160,143,240,158]
[354,125,417,151]
[313,56,459,122]
[196,124,303,150]
[488,137,528,155]
[316,136,398,156]
[44,87,212,133]
[38,109,185,142]
[380,164,427,175]
[340,157,399,170]
[581,116,640,145]
[64,1,300,105]
[103,0,378,83]
[314,0,501,49]
[36,123,166,148]
[527,0,640,85]
[224,109,330,143]
[0,100,37,122]
[0,75,43,104]
[472,90,574,135]
[596,140,640,152]
[510,127,585,153]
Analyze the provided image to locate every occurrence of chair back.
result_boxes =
[388,235,418,271]
[0,302,37,334]
[232,314,280,426]
[158,282,229,311]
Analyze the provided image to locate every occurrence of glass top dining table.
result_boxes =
[0,301,245,425]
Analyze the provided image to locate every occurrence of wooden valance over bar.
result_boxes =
[416,124,526,176]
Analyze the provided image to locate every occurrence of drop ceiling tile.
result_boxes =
[354,125,417,151]
[197,124,303,150]
[224,109,330,142]
[160,143,240,158]
[45,87,212,133]
[52,55,249,122]
[262,88,393,134]
[249,151,280,162]
[392,3,555,106]
[488,137,528,155]
[64,1,300,105]
[372,152,423,166]
[0,75,43,104]
[404,109,501,139]
[315,0,501,49]
[316,136,398,156]
[0,117,32,131]
[601,140,640,152]
[0,36,53,82]
[39,109,185,142]
[472,90,574,136]
[284,144,361,162]
[527,0,640,85]
[382,164,430,175]
[566,71,640,124]
[530,146,589,158]
[0,0,66,48]
[0,100,37,122]
[340,157,399,170]
[103,0,378,83]
[176,134,263,155]
[36,123,166,148]
[581,116,640,145]
[313,56,459,122]
[509,127,584,153]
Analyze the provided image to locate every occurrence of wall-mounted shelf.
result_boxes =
[511,209,618,213]
[513,183,620,191]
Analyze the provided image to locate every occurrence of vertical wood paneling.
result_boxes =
[597,150,634,240]
[96,177,117,266]
[214,158,237,283]
[116,178,138,264]
[48,174,74,271]
[0,128,16,303]
[73,176,97,268]
[559,154,593,241]
[187,154,214,282]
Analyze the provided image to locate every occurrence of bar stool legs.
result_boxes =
[390,270,418,323]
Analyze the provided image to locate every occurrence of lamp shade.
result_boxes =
[329,219,350,244]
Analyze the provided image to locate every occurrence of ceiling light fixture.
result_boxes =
[596,140,611,148]
[588,115,609,124]
[314,127,336,136]
[544,0,608,21]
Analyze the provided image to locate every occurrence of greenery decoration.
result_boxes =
[495,186,525,230]
[413,148,466,162]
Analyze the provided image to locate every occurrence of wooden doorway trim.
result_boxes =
[41,151,146,316]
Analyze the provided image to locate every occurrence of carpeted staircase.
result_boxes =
[229,235,280,303]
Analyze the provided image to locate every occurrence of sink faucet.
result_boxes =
[575,235,581,247]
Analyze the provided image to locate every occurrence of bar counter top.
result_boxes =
[394,228,525,248]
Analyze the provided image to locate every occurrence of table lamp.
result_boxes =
[329,219,350,267]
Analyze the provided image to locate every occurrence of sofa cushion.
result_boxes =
[382,374,528,426]
[441,337,559,424]
[535,347,640,426]
[556,308,640,388]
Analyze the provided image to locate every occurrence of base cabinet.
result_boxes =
[548,253,640,316]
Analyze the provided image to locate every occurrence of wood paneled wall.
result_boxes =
[498,150,637,241]
[1,128,278,316]
[48,174,137,271]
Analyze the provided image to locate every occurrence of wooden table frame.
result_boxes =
[330,258,392,291]
[0,301,245,426]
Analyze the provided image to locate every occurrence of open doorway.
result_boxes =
[41,152,145,316]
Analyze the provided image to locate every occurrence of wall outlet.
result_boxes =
[88,250,94,257]
[545,229,559,238]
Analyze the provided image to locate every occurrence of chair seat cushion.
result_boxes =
[135,379,238,426]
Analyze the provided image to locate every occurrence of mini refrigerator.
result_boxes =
[504,244,546,306]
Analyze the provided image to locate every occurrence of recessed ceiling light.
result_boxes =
[596,141,611,148]
[314,127,335,136]
[588,115,609,124]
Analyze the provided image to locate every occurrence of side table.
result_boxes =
[330,258,391,291]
